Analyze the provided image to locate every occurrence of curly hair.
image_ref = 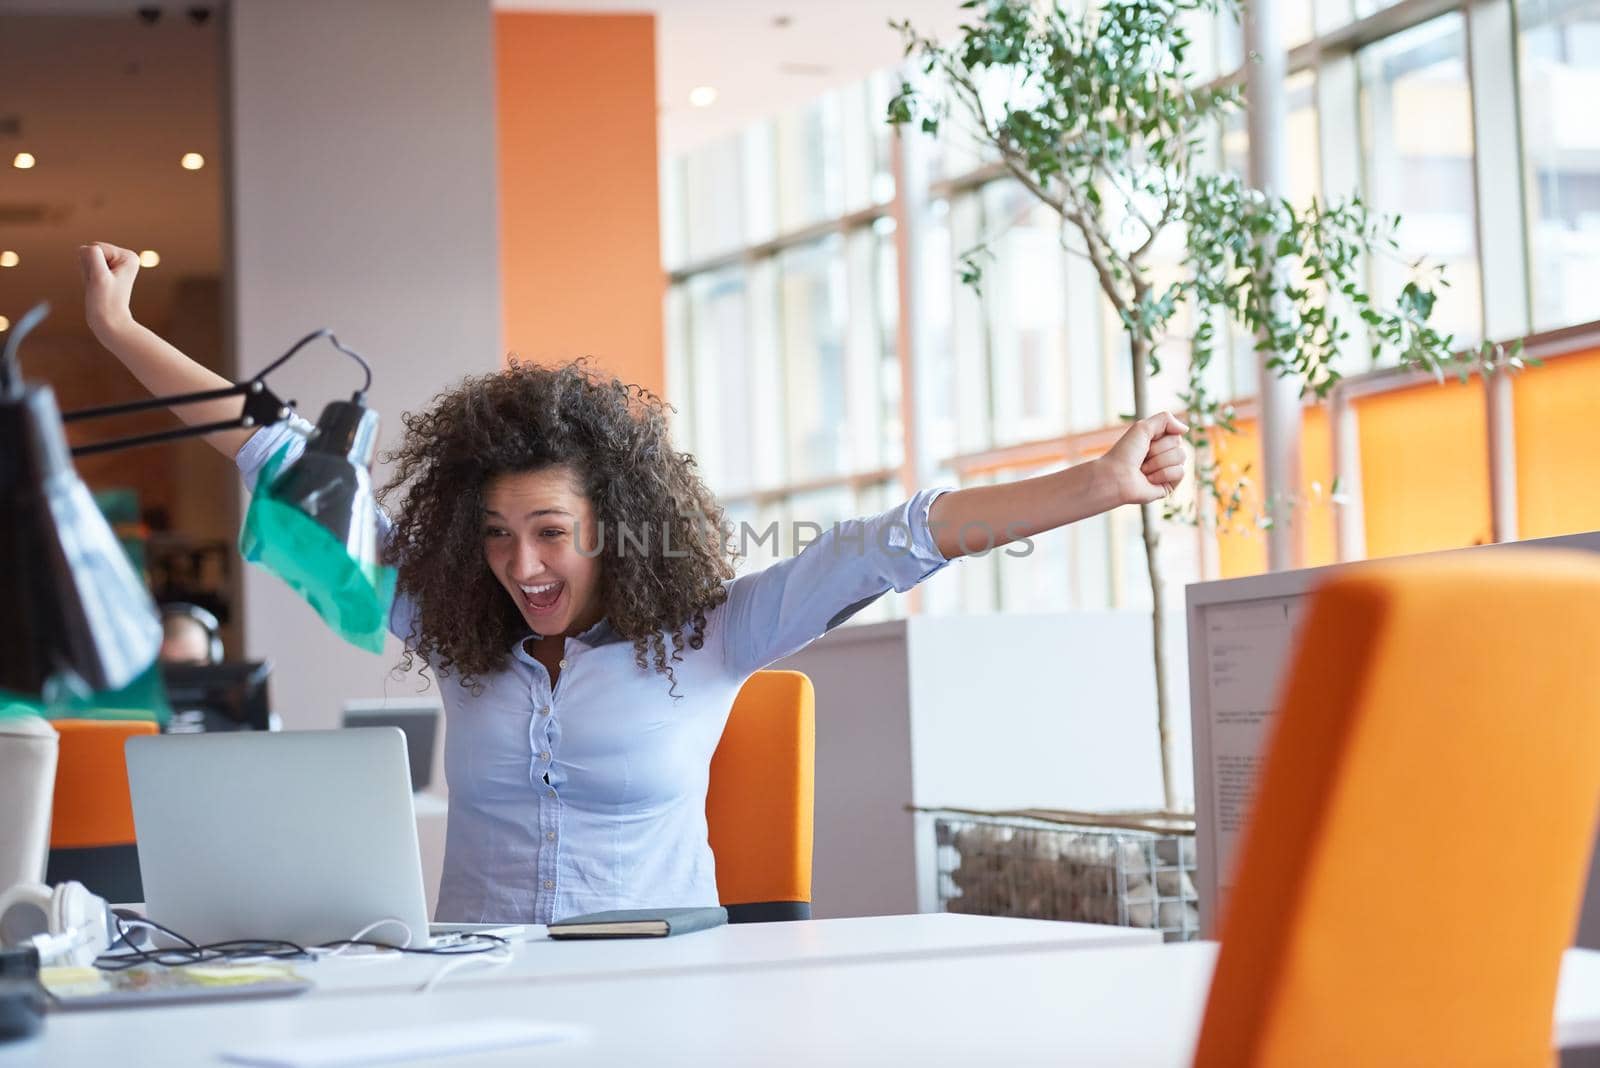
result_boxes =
[379,360,733,694]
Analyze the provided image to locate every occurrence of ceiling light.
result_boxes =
[12,152,35,170]
[180,152,205,171]
[0,252,18,268]
[138,250,161,268]
[688,86,718,108]
[0,317,9,332]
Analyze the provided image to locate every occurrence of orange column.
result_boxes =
[495,14,665,398]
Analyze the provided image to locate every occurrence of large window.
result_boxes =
[1519,0,1600,332]
[1359,14,1483,349]
[665,0,1600,619]
[664,75,908,619]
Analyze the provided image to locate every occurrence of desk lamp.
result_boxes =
[0,303,395,715]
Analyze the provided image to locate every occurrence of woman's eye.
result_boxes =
[483,526,508,538]
[541,528,566,540]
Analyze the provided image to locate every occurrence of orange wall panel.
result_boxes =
[495,14,665,398]
[1514,347,1600,539]
[1212,417,1266,578]
[1212,406,1336,579]
[1355,376,1491,557]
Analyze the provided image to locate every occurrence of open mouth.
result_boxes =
[518,580,565,615]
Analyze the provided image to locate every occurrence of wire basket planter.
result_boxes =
[931,809,1200,942]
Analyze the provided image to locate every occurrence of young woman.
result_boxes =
[79,240,1188,924]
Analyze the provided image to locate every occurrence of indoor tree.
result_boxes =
[889,0,1509,812]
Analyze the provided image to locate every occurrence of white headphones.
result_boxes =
[0,882,113,968]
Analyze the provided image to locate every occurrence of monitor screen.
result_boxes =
[341,702,440,792]
[160,661,273,733]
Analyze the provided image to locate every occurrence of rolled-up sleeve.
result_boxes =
[720,487,954,677]
[233,420,418,646]
[235,417,312,491]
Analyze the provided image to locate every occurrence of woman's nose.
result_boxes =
[510,537,547,579]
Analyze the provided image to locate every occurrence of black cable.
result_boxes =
[250,329,373,403]
[94,913,507,971]
[309,937,509,956]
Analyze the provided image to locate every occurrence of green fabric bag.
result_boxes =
[238,443,396,654]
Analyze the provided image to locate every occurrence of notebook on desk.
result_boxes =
[547,906,727,939]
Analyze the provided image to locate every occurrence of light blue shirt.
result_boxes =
[237,421,952,922]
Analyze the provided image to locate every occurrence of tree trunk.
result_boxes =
[1129,333,1180,814]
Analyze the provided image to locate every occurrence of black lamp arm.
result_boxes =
[65,378,294,458]
[56,327,373,459]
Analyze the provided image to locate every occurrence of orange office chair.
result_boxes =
[1194,552,1600,1067]
[45,718,159,904]
[707,670,815,923]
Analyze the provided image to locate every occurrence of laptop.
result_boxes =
[340,699,440,793]
[126,729,438,948]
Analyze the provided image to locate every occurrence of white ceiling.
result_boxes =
[496,0,969,157]
[0,1,969,337]
[0,8,223,339]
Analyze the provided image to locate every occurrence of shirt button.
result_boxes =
[547,789,557,798]
[539,751,551,761]
[539,706,551,716]
[543,880,554,890]
[558,658,568,669]
[546,831,556,841]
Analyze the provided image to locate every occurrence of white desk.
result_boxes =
[2,925,1597,1065]
[309,912,1157,996]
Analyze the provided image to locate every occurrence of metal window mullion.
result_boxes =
[1329,384,1368,560]
[667,203,889,283]
[980,192,1006,611]
[1312,42,1375,563]
[977,191,1002,466]
[772,248,797,522]
[1465,0,1529,543]
[665,285,696,456]
[749,258,786,493]
[1295,0,1467,62]
[843,228,879,482]
[1245,0,1303,572]
[891,123,936,613]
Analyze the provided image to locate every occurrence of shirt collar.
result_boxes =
[510,617,620,658]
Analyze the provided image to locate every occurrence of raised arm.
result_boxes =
[80,240,417,646]
[718,412,1188,677]
[925,411,1189,559]
[79,241,256,457]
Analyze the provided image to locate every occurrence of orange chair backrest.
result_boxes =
[1195,552,1600,1067]
[48,719,159,849]
[707,670,815,913]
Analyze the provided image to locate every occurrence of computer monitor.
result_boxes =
[341,700,440,793]
[160,660,273,733]
[1186,529,1600,945]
